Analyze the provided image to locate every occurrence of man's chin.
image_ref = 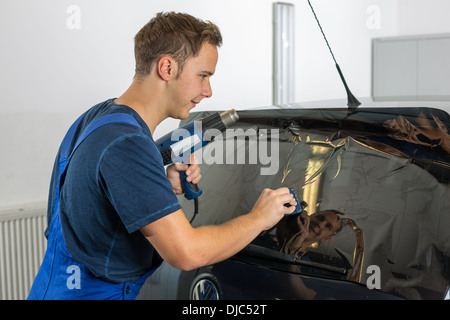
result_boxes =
[171,106,193,120]
[182,108,193,119]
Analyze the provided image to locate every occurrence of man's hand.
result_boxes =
[166,154,202,195]
[282,211,310,257]
[296,211,310,238]
[141,187,296,271]
[249,188,297,230]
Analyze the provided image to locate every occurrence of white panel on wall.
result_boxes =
[372,38,417,99]
[372,34,450,101]
[418,36,450,98]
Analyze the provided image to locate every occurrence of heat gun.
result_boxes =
[155,109,239,200]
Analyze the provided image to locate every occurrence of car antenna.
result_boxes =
[307,0,361,112]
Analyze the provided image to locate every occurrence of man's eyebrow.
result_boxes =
[200,71,214,75]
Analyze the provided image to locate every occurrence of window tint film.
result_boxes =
[179,107,450,299]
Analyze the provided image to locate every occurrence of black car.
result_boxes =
[138,99,450,300]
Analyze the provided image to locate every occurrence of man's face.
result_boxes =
[167,42,218,119]
[306,211,342,242]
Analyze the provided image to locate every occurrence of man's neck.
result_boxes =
[114,77,168,135]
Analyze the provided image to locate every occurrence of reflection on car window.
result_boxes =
[182,108,450,300]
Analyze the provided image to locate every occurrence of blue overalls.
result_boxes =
[28,113,159,300]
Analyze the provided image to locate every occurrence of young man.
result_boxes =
[276,210,344,257]
[28,12,296,300]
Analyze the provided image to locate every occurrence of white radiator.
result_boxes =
[0,206,47,300]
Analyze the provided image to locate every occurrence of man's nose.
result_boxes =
[203,80,213,98]
[318,221,327,232]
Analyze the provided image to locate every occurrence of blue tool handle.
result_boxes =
[284,187,302,216]
[180,170,203,200]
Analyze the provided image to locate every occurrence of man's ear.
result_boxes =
[157,56,177,81]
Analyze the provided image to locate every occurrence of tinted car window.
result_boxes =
[179,107,450,300]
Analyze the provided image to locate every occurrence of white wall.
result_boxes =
[0,0,448,210]
[0,0,274,210]
[398,0,450,36]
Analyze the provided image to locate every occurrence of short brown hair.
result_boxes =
[134,12,222,78]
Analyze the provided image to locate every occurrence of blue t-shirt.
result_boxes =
[46,99,181,283]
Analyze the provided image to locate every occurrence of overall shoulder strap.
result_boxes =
[54,113,141,214]
[58,112,140,174]
[59,111,87,162]
[70,113,140,160]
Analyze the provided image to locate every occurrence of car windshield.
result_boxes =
[180,106,450,300]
